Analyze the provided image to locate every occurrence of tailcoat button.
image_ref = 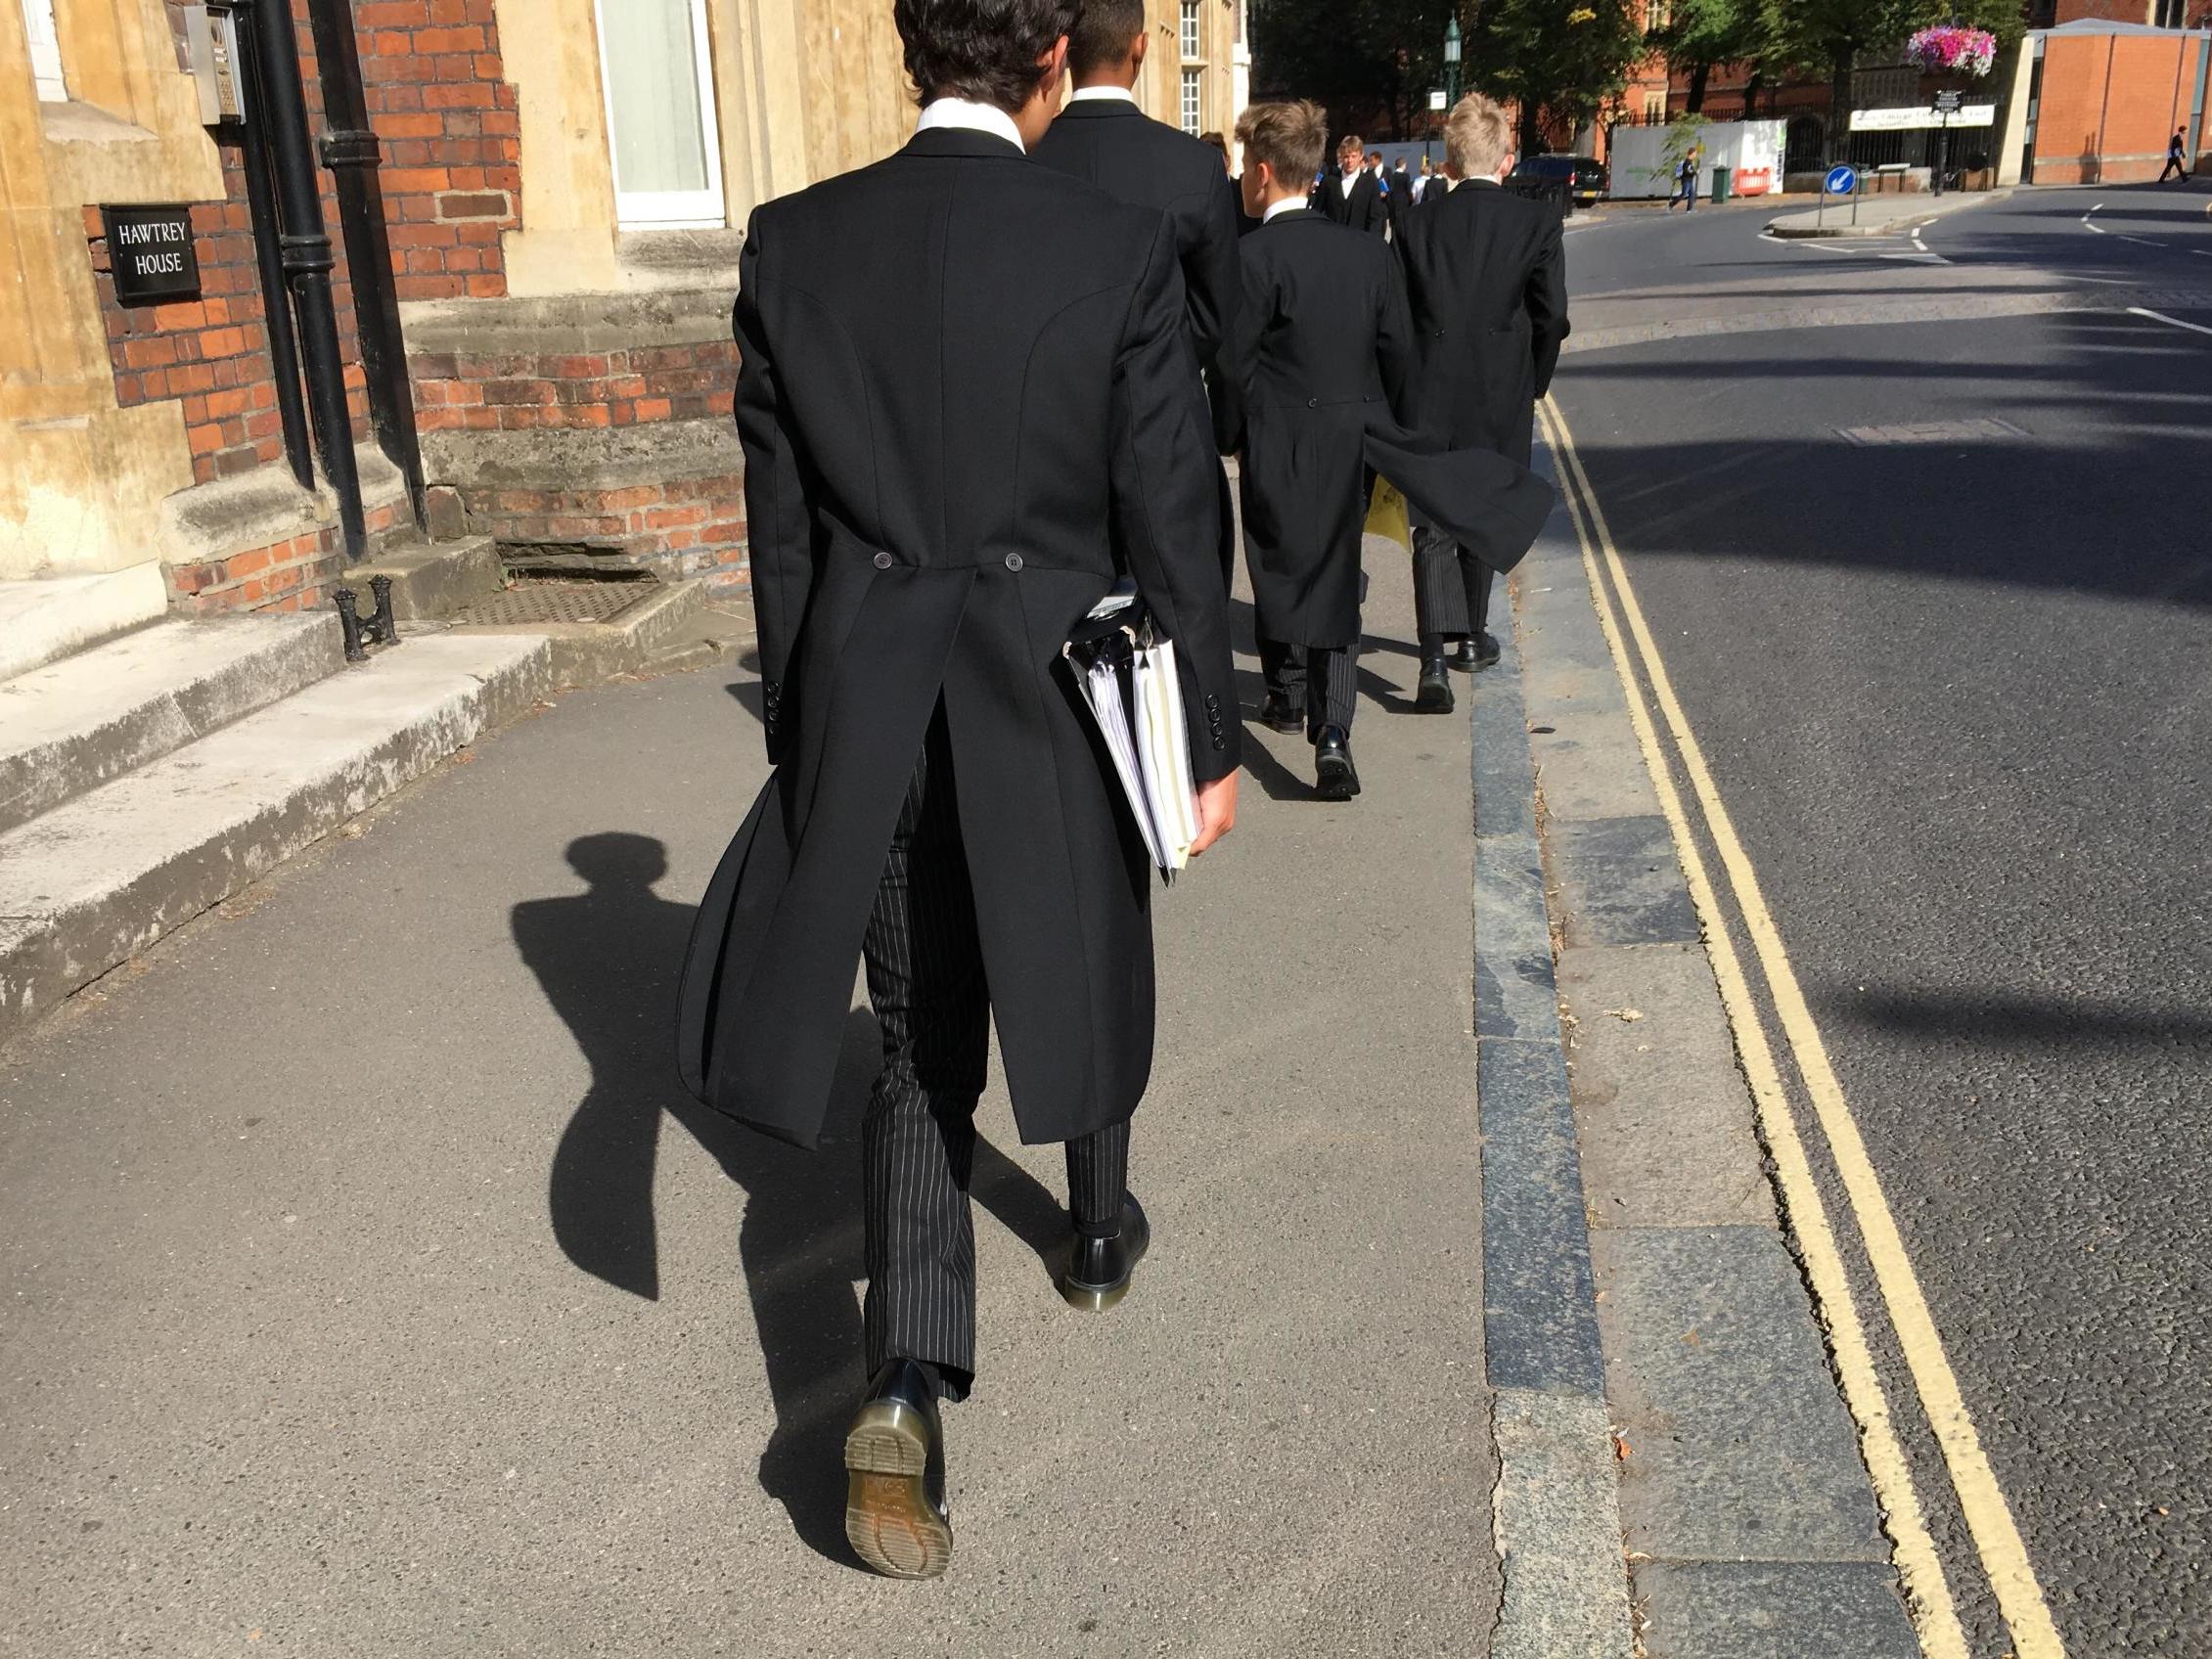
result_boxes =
[1306,397,1318,408]
[1005,553,1023,571]
[873,552,893,568]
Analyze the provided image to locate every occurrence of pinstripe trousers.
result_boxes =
[860,710,1131,1402]
[1258,639,1361,737]
[1411,523,1495,645]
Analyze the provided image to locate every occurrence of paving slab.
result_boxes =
[1560,944,1776,1232]
[1548,814,1700,949]
[0,548,1504,1657]
[1593,1227,1890,1565]
[1634,1560,1920,1659]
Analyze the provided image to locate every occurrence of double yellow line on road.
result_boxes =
[1537,396,2067,1659]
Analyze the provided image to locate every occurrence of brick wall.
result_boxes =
[90,0,519,491]
[411,334,746,590]
[2032,32,2206,184]
[171,497,408,615]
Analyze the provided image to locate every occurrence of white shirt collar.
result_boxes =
[916,97,1025,153]
[1068,84,1138,105]
[1263,197,1305,223]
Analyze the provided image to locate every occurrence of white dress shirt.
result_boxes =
[1068,84,1138,106]
[915,96,1025,153]
[1263,196,1305,223]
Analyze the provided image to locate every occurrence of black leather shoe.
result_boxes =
[1061,1194,1151,1311]
[1415,649,1455,713]
[1452,633,1502,672]
[844,1359,953,1580]
[1314,727,1362,800]
[1258,691,1303,734]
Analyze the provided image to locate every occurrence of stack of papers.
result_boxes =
[1064,583,1200,880]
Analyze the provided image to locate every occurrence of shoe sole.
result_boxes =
[1261,715,1303,734]
[1315,761,1360,801]
[1057,1272,1135,1312]
[843,1402,952,1580]
[1414,681,1455,713]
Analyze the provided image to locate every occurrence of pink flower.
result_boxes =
[1905,24,1999,78]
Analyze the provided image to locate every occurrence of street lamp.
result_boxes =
[1443,14,1463,107]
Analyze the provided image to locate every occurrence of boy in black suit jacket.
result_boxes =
[1393,93,1568,705]
[1230,101,1414,800]
[1311,131,1387,233]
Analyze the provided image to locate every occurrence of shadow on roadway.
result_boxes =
[1556,307,2212,606]
[515,830,1061,1569]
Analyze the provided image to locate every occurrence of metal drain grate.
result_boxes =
[1835,418,2028,447]
[452,579,655,627]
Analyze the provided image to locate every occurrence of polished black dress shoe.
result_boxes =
[844,1359,953,1580]
[1415,649,1455,713]
[1452,632,1502,671]
[1258,691,1304,734]
[1314,726,1362,800]
[1061,1194,1151,1312]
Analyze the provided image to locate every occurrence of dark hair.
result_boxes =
[894,0,1081,111]
[1198,131,1229,157]
[1068,0,1145,76]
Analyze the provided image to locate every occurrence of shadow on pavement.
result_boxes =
[515,830,1061,1568]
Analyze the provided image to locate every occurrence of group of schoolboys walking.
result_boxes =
[678,0,1570,1581]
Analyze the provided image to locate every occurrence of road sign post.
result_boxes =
[1820,162,1859,229]
[1932,89,1963,198]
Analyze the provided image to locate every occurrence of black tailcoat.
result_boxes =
[1393,178,1570,467]
[677,129,1239,1151]
[1227,208,1555,650]
[1311,168,1386,234]
[1032,98,1241,450]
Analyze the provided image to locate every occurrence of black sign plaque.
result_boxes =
[1933,90,1964,114]
[101,204,202,304]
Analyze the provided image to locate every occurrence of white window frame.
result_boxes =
[593,0,726,229]
[23,0,66,101]
[1180,0,1201,62]
[1180,67,1202,135]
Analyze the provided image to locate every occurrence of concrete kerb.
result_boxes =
[1766,188,2012,239]
[1471,449,1636,1659]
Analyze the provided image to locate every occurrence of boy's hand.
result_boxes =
[1191,772,1240,856]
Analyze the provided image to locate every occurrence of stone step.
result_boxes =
[451,575,706,687]
[338,534,504,622]
[0,633,553,1042]
[0,560,170,682]
[0,614,344,837]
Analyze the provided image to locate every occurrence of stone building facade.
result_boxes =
[2,0,1249,615]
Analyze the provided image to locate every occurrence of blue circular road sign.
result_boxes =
[1826,163,1858,196]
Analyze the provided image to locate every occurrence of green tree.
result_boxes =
[1249,0,1459,140]
[1653,0,1773,113]
[1467,0,1647,155]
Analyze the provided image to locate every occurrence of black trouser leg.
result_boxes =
[1467,559,1495,637]
[1412,522,1470,644]
[1306,642,1360,738]
[1259,637,1307,703]
[861,711,988,1402]
[1065,1119,1132,1238]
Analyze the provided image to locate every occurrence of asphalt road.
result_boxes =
[1551,182,2212,1657]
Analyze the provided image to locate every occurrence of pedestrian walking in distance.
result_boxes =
[1669,148,1699,210]
[677,0,1239,1582]
[1033,0,1243,554]
[1392,92,1569,711]
[2160,129,2190,183]
[1226,99,1553,800]
[1312,132,1387,233]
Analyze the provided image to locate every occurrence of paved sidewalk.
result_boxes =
[0,555,1506,1656]
[1768,189,2009,239]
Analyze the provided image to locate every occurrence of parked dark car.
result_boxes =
[1510,154,1608,208]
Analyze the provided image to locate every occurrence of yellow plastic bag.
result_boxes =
[1364,476,1411,553]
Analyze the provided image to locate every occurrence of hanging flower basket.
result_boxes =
[1905,24,1999,78]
